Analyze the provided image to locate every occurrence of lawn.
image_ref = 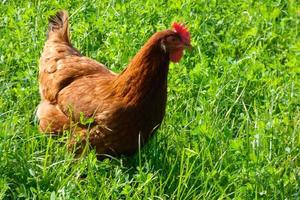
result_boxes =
[0,0,299,199]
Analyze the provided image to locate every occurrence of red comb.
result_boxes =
[172,22,191,44]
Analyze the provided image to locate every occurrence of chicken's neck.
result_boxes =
[115,42,169,105]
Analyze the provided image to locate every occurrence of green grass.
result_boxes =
[0,0,299,199]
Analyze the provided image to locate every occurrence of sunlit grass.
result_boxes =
[0,0,299,199]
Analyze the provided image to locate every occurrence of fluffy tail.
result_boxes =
[47,10,70,44]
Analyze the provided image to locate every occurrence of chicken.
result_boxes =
[37,10,191,157]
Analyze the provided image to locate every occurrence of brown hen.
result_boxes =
[37,10,191,156]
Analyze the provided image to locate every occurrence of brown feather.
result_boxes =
[48,10,70,44]
[37,11,185,157]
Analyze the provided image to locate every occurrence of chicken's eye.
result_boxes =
[167,36,180,43]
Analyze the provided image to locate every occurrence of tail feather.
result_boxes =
[47,10,70,44]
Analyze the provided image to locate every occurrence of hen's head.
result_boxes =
[160,22,191,63]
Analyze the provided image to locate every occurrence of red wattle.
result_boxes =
[169,49,184,63]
